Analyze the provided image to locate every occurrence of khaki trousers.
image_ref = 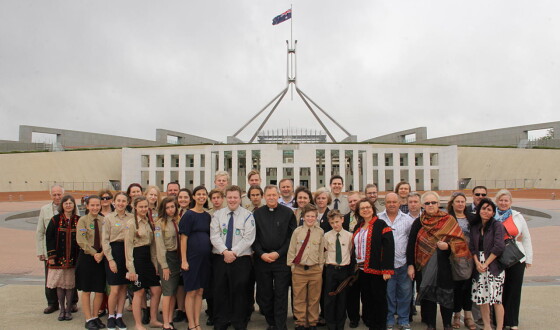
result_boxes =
[292,264,323,327]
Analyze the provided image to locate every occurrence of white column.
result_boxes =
[205,151,212,187]
[193,153,201,187]
[378,152,386,191]
[352,149,359,191]
[423,151,431,190]
[163,153,171,188]
[393,151,401,185]
[232,149,239,186]
[178,152,186,188]
[408,151,416,191]
[149,154,156,187]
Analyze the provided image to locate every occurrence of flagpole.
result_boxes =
[290,4,293,49]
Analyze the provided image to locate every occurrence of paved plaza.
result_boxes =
[1,194,559,329]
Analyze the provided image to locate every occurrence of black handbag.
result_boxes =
[499,226,525,269]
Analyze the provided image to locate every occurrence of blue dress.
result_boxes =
[179,209,212,292]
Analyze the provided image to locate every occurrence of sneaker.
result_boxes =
[115,317,127,330]
[401,324,411,330]
[107,317,116,330]
[85,319,100,330]
[95,318,106,329]
[386,326,394,330]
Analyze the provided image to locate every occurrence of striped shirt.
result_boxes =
[378,210,414,268]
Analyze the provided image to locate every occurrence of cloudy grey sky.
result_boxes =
[1,1,559,143]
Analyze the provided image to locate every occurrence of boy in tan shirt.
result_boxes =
[287,204,325,330]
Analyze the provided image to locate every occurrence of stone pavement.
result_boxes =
[1,198,559,329]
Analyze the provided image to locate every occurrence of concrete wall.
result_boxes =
[155,129,218,145]
[364,127,428,144]
[0,149,122,192]
[19,125,159,149]
[458,147,560,189]
[423,121,560,147]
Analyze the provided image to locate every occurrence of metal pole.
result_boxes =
[298,89,352,137]
[296,87,336,142]
[249,87,289,143]
[233,89,287,137]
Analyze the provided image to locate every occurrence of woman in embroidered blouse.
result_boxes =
[447,192,476,330]
[125,196,163,330]
[469,198,505,330]
[406,191,469,330]
[45,194,80,321]
[494,189,532,330]
[154,196,182,330]
[353,198,395,330]
[102,192,133,330]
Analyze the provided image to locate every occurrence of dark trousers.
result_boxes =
[255,257,291,330]
[324,265,350,330]
[212,255,251,330]
[421,299,453,328]
[358,270,387,330]
[504,261,525,327]
[346,273,361,323]
[453,279,473,312]
[246,255,256,320]
[44,261,58,306]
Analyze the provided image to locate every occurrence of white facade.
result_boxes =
[121,144,458,192]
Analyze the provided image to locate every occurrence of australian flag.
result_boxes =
[272,9,292,25]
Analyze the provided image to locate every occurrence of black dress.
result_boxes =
[179,209,212,292]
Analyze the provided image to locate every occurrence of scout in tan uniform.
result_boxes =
[125,196,162,330]
[76,196,107,330]
[154,197,182,330]
[102,192,133,330]
[287,204,325,330]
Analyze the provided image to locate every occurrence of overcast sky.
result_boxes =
[1,1,559,143]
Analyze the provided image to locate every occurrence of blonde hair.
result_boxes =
[314,187,333,205]
[144,185,161,209]
[494,189,512,202]
[420,191,440,204]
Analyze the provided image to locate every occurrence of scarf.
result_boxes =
[415,211,470,270]
[495,208,512,222]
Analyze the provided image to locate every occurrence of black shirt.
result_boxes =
[252,204,297,262]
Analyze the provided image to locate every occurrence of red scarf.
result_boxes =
[415,211,469,270]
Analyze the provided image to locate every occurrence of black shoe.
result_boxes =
[115,317,127,330]
[95,317,106,328]
[349,320,359,328]
[71,304,79,313]
[173,310,186,322]
[206,318,214,326]
[44,305,59,314]
[64,311,73,321]
[141,308,150,324]
[85,319,100,329]
[107,317,116,330]
[98,309,107,318]
[57,311,65,321]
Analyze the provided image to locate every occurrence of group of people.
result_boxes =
[35,171,532,330]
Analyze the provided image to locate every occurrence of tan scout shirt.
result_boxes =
[125,216,157,274]
[102,211,133,261]
[287,224,325,268]
[76,213,105,256]
[324,229,353,266]
[154,217,179,269]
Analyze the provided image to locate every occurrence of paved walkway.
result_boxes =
[1,198,559,329]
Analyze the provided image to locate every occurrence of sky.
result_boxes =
[1,1,560,143]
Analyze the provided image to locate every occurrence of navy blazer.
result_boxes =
[469,218,506,277]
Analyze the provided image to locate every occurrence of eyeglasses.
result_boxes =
[101,196,112,200]
[423,201,438,206]
[474,193,487,197]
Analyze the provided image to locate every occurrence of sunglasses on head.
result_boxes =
[101,196,112,200]
[423,201,438,206]
[474,193,487,197]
